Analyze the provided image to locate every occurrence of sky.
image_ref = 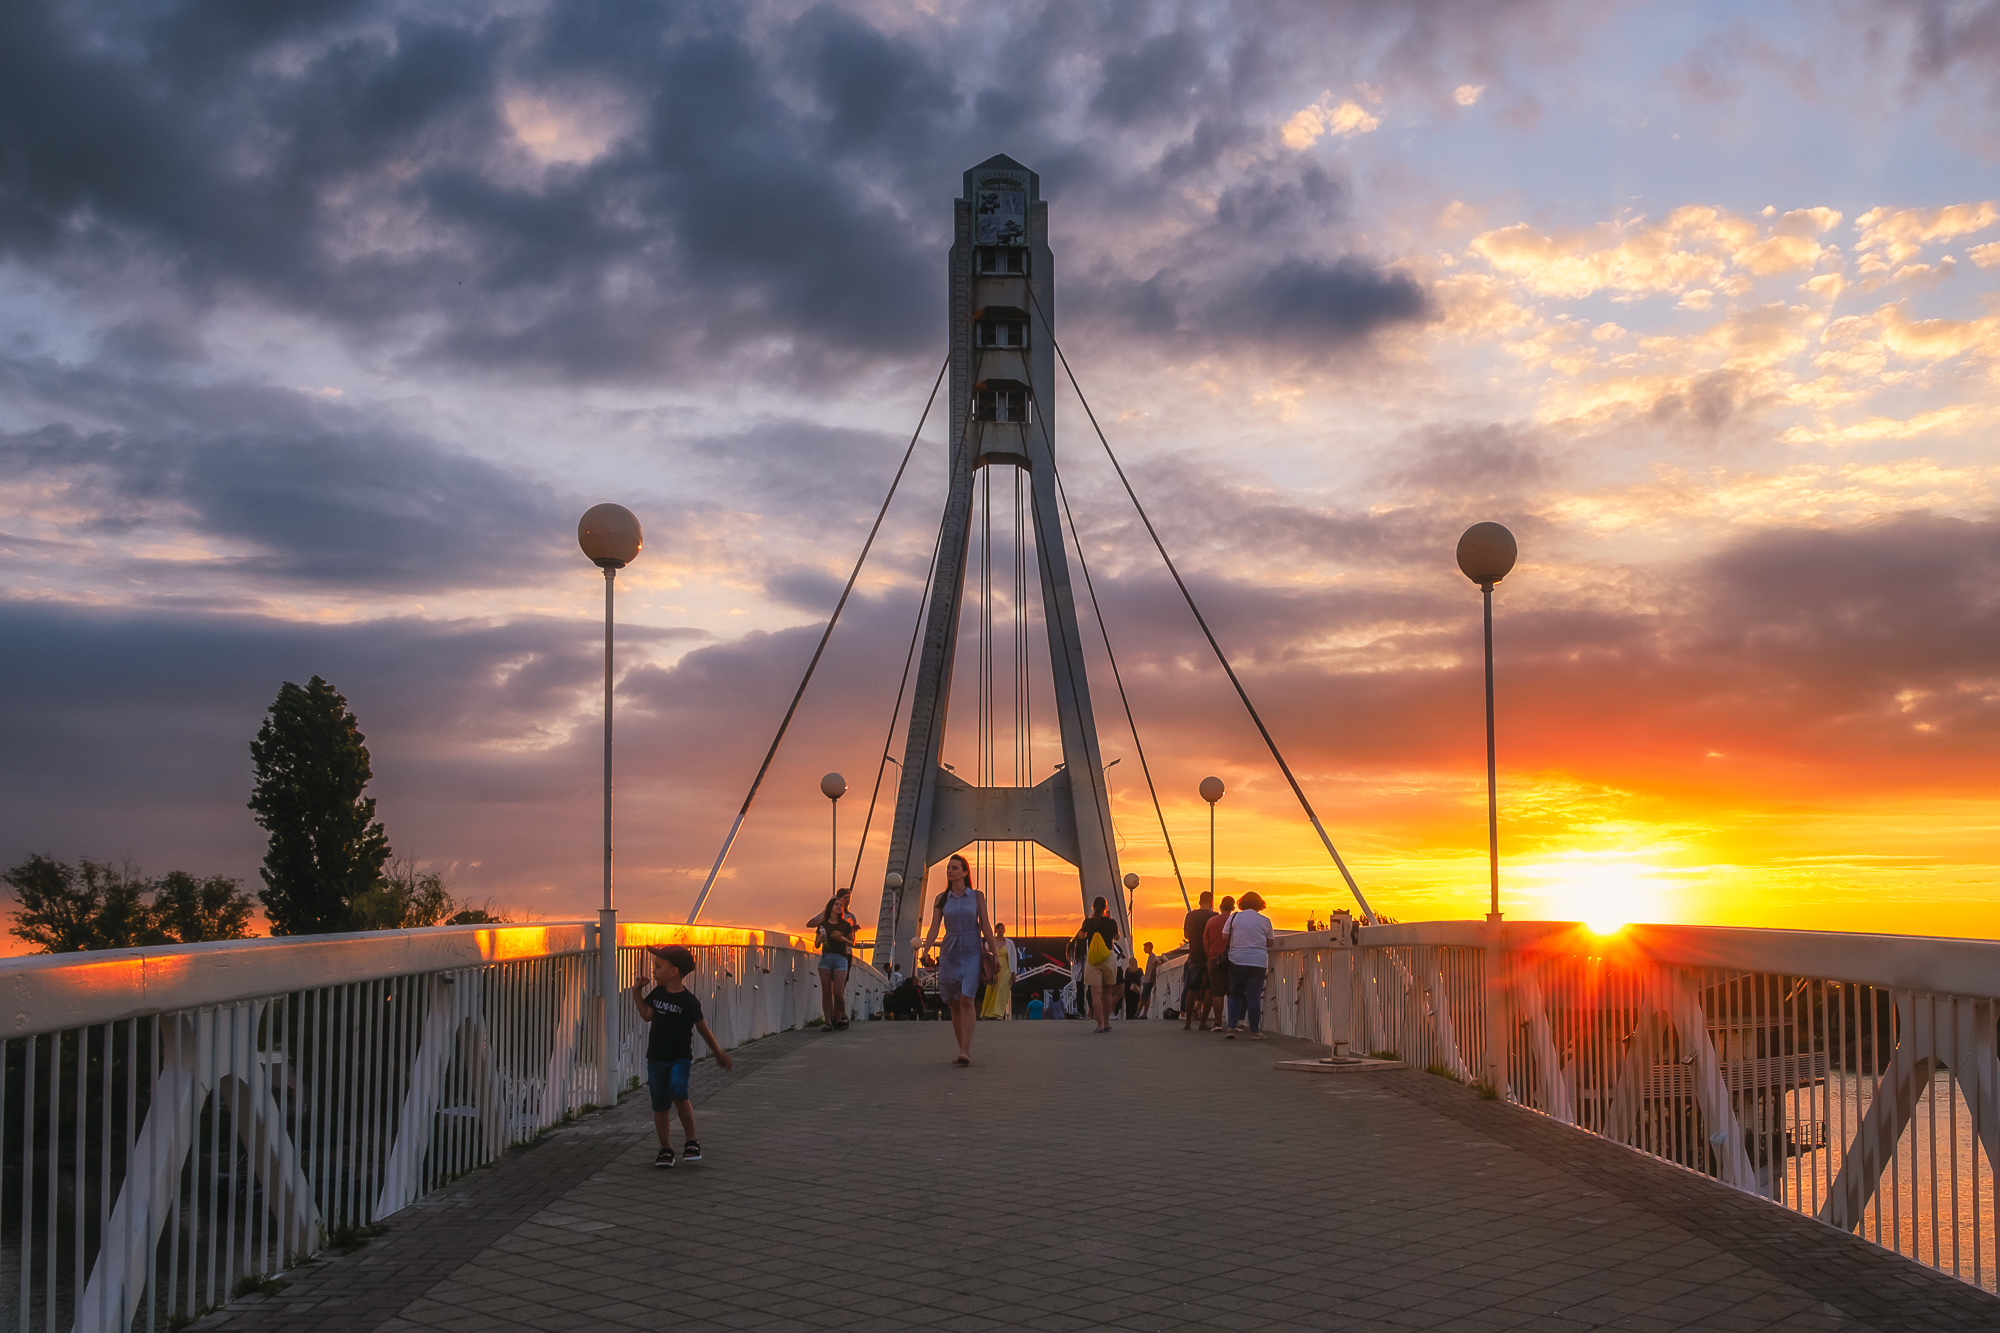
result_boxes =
[4,0,2000,949]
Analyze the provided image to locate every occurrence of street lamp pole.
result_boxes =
[1482,578,1499,921]
[579,503,643,1109]
[1199,777,1225,902]
[1456,521,1517,1097]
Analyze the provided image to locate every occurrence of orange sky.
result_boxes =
[5,4,1999,952]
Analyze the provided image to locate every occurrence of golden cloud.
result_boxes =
[1855,202,2000,266]
[1468,205,1836,300]
[1281,91,1381,149]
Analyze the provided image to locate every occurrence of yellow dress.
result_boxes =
[980,940,1014,1019]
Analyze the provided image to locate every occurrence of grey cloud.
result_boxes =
[1213,165,1343,234]
[1208,256,1431,344]
[0,410,568,590]
[0,0,1567,389]
[1091,29,1211,125]
[0,600,704,910]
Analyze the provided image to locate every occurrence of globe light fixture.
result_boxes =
[1455,522,1515,925]
[578,503,643,568]
[578,503,642,1108]
[821,773,846,898]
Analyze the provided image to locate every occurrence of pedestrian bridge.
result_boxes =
[6,920,1999,1331]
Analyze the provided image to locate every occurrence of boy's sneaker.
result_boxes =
[681,1141,703,1163]
[654,1147,675,1169]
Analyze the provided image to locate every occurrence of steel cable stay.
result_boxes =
[1051,462,1192,911]
[1009,365,1129,929]
[1020,285,1377,923]
[1011,351,1191,920]
[842,496,947,900]
[685,352,951,925]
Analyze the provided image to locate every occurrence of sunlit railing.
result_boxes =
[0,921,885,1332]
[1152,919,2000,1292]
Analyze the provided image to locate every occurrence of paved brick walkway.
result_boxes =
[200,1018,2000,1332]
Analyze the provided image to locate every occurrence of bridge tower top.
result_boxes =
[872,157,1125,973]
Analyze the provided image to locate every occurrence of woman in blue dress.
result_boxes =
[919,853,995,1066]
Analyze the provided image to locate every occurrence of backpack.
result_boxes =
[1086,927,1111,968]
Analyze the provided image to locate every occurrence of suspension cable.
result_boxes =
[1011,357,1126,927]
[1024,294,1377,923]
[1050,463,1192,911]
[686,352,951,925]
[844,499,947,897]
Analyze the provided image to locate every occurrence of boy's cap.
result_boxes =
[646,944,697,974]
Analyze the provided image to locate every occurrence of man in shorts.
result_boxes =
[1181,891,1218,1030]
[634,944,732,1169]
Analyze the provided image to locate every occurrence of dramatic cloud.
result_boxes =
[5,0,2000,944]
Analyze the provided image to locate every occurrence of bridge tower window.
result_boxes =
[975,247,1029,277]
[974,379,1030,423]
[973,306,1029,349]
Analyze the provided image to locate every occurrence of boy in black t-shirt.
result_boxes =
[633,944,733,1169]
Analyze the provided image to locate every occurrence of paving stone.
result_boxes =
[190,1017,2000,1331]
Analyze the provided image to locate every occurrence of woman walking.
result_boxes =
[1072,896,1121,1034]
[1222,890,1275,1040]
[980,921,1016,1019]
[805,886,859,1030]
[920,853,995,1065]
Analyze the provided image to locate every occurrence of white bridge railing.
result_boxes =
[1150,919,2000,1293]
[0,921,885,1332]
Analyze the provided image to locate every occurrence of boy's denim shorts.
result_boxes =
[647,1058,691,1111]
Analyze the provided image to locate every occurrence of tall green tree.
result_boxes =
[248,676,391,935]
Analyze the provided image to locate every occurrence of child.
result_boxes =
[1027,993,1044,1020]
[633,944,732,1169]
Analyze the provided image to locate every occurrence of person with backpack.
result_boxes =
[1071,897,1121,1034]
[918,853,995,1066]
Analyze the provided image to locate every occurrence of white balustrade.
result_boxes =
[0,921,886,1332]
[1151,919,2000,1292]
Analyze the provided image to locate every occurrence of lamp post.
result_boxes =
[579,502,642,1108]
[1455,523,1517,923]
[1456,520,1517,1099]
[820,773,846,898]
[1122,871,1140,939]
[1199,776,1224,902]
[883,871,904,974]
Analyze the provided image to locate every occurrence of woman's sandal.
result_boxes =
[953,1055,971,1066]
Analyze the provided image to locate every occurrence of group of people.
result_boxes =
[1177,889,1276,1039]
[909,852,1143,1063]
[627,866,1282,1169]
[805,852,1300,1068]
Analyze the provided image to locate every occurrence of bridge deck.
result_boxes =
[199,1019,2000,1333]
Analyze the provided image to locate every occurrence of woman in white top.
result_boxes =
[1221,890,1276,1040]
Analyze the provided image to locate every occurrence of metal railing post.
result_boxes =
[1485,918,1507,1097]
[598,912,619,1106]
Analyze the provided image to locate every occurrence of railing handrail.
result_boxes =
[1356,919,2000,1000]
[0,919,825,1035]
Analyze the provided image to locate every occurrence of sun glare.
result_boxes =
[1513,852,1681,933]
